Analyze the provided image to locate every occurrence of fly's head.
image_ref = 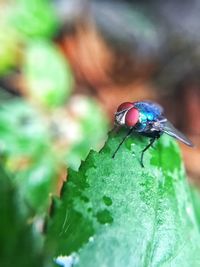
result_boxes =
[115,102,139,128]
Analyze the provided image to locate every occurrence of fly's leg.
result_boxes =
[112,128,134,159]
[140,137,157,168]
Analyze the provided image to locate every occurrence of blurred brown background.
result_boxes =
[1,0,200,196]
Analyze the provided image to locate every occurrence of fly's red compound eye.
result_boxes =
[117,102,133,112]
[125,107,139,127]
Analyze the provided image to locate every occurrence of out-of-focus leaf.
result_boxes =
[0,95,108,213]
[9,0,58,39]
[0,164,48,267]
[64,95,108,170]
[0,90,14,102]
[0,99,59,213]
[46,131,200,267]
[23,41,73,108]
[0,99,50,157]
[0,10,18,75]
[15,153,60,214]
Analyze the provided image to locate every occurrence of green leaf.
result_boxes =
[0,99,50,157]
[0,99,59,213]
[0,11,18,75]
[23,40,73,108]
[15,153,60,214]
[46,130,200,267]
[9,0,58,39]
[0,164,49,267]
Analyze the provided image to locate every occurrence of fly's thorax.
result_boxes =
[133,102,163,132]
[135,111,150,132]
[135,111,161,133]
[139,110,155,123]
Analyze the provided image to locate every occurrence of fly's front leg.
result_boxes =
[140,137,157,168]
[112,128,134,159]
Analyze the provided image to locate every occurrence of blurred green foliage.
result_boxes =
[9,0,58,39]
[64,96,108,170]
[0,13,18,74]
[0,164,48,267]
[0,99,60,213]
[0,0,59,74]
[0,0,108,217]
[23,40,73,108]
[0,96,108,214]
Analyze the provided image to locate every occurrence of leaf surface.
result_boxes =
[46,130,200,267]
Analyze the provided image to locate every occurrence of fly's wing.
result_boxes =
[159,120,194,147]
